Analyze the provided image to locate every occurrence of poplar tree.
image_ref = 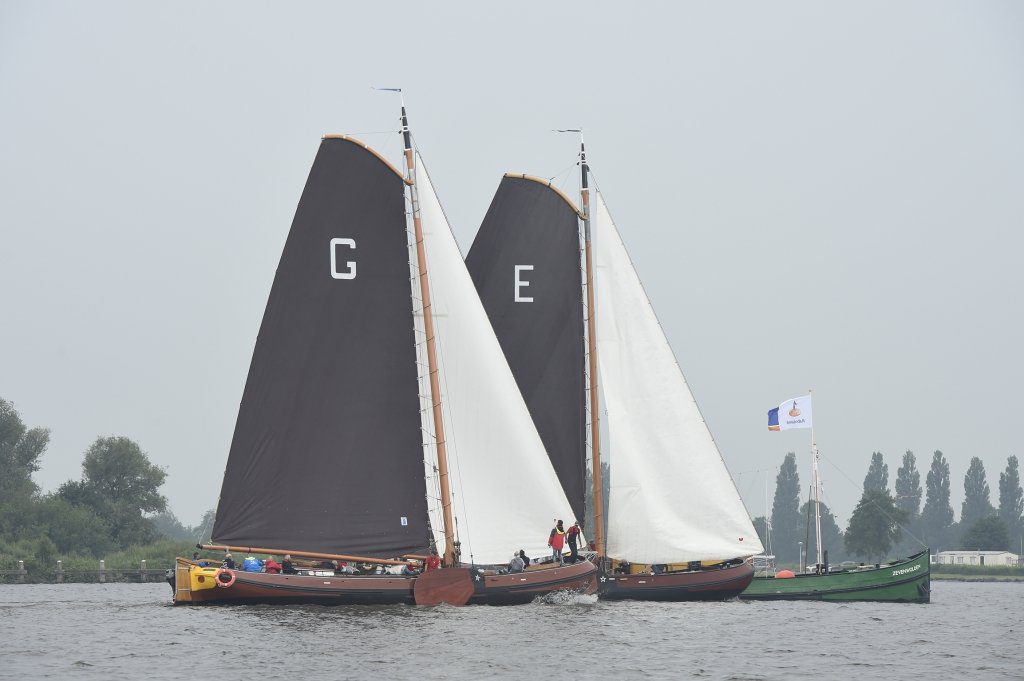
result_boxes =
[921,451,954,549]
[799,500,845,562]
[752,516,769,552]
[863,451,889,492]
[771,452,802,564]
[961,456,994,529]
[895,450,922,519]
[998,456,1023,549]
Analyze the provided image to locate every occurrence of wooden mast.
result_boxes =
[400,101,457,567]
[580,139,605,556]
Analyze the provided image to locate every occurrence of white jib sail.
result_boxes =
[414,153,580,565]
[593,192,763,563]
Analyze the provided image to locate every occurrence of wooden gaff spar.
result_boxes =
[198,544,419,566]
[170,100,597,606]
[465,136,761,601]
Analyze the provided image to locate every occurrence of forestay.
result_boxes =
[415,155,579,564]
[593,193,763,563]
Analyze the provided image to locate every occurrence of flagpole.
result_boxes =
[810,388,823,572]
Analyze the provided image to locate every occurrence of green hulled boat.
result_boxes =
[739,549,930,603]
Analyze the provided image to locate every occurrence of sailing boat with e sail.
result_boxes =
[465,139,762,600]
[169,102,596,606]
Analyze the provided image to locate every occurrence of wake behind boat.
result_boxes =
[170,102,596,606]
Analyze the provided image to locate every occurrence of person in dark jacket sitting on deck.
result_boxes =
[281,555,298,574]
[222,553,236,569]
[518,550,530,567]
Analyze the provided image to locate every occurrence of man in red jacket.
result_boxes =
[548,520,566,565]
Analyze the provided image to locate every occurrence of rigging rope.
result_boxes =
[818,452,928,550]
[408,139,476,565]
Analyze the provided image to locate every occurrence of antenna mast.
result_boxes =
[810,389,823,571]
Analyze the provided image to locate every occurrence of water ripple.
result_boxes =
[1,581,1023,679]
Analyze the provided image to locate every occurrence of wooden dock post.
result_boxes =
[98,559,106,583]
[56,560,64,583]
[139,559,147,582]
[16,560,26,583]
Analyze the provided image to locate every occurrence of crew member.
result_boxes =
[566,521,583,563]
[548,520,566,565]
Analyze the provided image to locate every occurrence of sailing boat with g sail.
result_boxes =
[465,138,762,601]
[170,102,596,606]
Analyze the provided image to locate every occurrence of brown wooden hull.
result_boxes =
[414,560,598,605]
[472,559,598,605]
[598,561,754,601]
[171,559,598,607]
[175,569,416,606]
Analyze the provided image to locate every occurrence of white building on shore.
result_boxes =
[933,550,1020,567]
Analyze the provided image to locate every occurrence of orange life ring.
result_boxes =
[215,568,236,588]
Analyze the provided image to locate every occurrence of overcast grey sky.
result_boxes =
[2,1,1022,530]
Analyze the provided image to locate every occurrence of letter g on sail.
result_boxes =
[330,238,356,279]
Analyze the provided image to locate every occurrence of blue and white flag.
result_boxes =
[768,395,812,431]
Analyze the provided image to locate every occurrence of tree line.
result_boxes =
[0,397,214,570]
[754,449,1023,565]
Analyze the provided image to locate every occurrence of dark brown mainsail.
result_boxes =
[465,175,587,523]
[212,136,431,558]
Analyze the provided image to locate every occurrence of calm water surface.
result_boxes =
[1,581,1021,679]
